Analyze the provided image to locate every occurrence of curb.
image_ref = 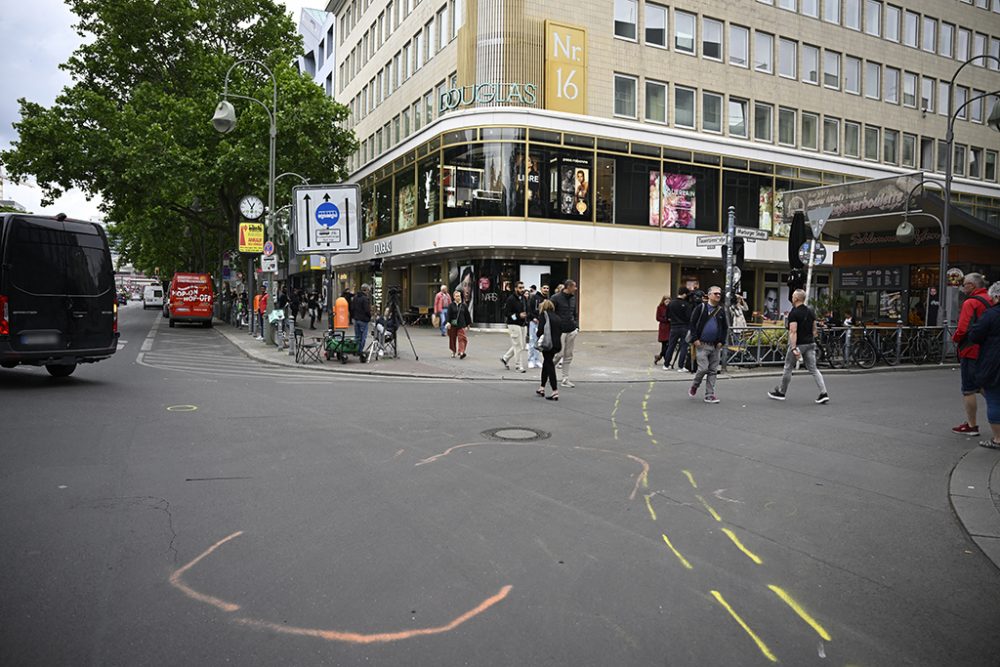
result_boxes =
[949,446,1000,572]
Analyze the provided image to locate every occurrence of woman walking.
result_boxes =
[654,295,670,365]
[535,300,564,400]
[446,290,472,358]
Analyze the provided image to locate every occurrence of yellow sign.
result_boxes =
[238,223,264,253]
[544,21,587,115]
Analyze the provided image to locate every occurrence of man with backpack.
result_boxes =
[952,273,992,437]
[686,286,728,404]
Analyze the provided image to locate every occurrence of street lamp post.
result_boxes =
[896,178,947,327]
[212,59,278,344]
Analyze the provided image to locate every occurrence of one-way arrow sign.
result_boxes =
[293,184,361,254]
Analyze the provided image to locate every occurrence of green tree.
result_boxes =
[1,0,356,278]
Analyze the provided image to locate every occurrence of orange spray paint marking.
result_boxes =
[169,531,243,612]
[233,585,513,645]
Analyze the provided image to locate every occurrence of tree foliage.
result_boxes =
[1,0,356,277]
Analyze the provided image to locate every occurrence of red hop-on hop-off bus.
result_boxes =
[168,273,214,328]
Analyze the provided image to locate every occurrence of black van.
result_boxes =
[0,213,119,377]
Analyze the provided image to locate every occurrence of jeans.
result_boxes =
[778,343,827,395]
[437,310,447,335]
[692,343,721,396]
[665,327,689,368]
[527,321,540,367]
[355,321,369,356]
[503,324,527,370]
[986,385,1000,425]
[554,328,579,379]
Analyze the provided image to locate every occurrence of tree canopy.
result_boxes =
[1,0,356,277]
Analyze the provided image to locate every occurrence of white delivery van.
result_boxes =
[143,285,164,309]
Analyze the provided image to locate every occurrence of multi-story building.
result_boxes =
[298,8,338,99]
[322,0,1000,329]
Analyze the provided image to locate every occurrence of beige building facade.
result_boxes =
[323,0,1000,329]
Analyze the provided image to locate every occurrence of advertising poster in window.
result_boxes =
[653,172,697,228]
[364,197,379,240]
[648,172,661,226]
[450,264,475,316]
[527,155,543,216]
[759,187,774,232]
[561,165,589,216]
[397,182,416,231]
[773,187,789,237]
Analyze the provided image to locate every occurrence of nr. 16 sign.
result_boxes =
[544,21,587,116]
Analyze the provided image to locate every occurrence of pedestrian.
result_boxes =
[527,285,549,369]
[501,281,529,372]
[552,279,580,388]
[686,286,727,403]
[308,292,320,329]
[534,299,564,401]
[351,284,372,362]
[730,293,749,329]
[446,290,472,358]
[663,286,691,371]
[434,284,452,336]
[967,281,1000,449]
[768,289,830,404]
[256,288,268,340]
[653,294,671,365]
[952,273,992,437]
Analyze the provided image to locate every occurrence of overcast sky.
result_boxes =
[0,0,327,221]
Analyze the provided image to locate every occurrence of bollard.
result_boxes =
[845,324,852,366]
[895,320,903,364]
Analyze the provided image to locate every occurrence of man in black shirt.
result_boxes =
[663,286,692,371]
[768,289,829,403]
[552,279,579,388]
[350,284,372,362]
[501,281,529,372]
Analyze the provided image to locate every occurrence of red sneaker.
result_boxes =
[952,423,981,436]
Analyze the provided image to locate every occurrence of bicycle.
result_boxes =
[816,327,847,369]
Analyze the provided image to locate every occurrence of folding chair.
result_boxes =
[294,328,322,364]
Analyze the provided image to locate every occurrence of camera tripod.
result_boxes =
[368,287,419,362]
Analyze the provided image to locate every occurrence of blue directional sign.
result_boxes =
[293,184,361,254]
[315,202,340,227]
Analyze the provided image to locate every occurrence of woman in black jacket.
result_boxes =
[969,281,1000,449]
[445,290,473,358]
[535,300,564,400]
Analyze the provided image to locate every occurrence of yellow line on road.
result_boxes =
[644,494,657,521]
[682,470,698,489]
[650,439,658,445]
[695,494,722,522]
[710,590,778,663]
[611,388,625,417]
[646,425,653,437]
[767,585,832,641]
[721,528,763,565]
[661,533,693,570]
[643,411,649,421]
[642,400,648,410]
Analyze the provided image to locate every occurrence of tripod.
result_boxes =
[370,288,419,362]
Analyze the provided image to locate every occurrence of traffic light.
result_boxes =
[721,237,745,269]
[369,258,383,273]
[787,211,807,269]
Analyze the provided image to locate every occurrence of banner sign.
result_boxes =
[238,223,264,253]
[545,21,587,115]
[781,173,922,223]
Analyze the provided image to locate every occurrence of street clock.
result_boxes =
[239,194,264,220]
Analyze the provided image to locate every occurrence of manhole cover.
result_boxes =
[482,427,550,442]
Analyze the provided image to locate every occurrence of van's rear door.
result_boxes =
[5,217,115,351]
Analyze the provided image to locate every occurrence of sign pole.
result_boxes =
[805,237,816,304]
[724,206,735,316]
[326,252,334,331]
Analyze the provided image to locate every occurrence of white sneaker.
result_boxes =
[561,378,575,388]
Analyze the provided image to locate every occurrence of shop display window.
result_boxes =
[417,155,440,225]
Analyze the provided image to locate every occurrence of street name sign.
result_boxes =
[238,223,264,253]
[735,227,770,241]
[293,184,361,254]
[696,234,727,247]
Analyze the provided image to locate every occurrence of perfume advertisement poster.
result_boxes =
[649,172,696,228]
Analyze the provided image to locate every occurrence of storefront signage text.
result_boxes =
[373,240,393,255]
[439,83,538,112]
[781,173,922,224]
[847,228,940,247]
[545,21,587,115]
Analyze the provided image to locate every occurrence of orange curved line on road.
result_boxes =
[233,585,513,645]
[169,531,243,612]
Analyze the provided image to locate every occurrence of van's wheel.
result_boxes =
[169,319,176,328]
[45,364,76,378]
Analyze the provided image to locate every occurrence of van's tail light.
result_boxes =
[113,300,118,334]
[0,294,8,335]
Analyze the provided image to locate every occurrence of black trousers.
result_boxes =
[540,350,558,391]
[664,327,689,368]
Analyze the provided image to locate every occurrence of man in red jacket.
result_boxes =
[952,273,992,437]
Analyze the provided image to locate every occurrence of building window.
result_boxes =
[921,77,935,113]
[730,25,749,67]
[703,18,723,60]
[902,133,917,167]
[974,32,988,64]
[645,3,667,47]
[902,71,917,107]
[865,62,880,99]
[937,139,948,173]
[845,56,861,94]
[864,125,880,160]
[802,112,819,149]
[614,0,637,40]
[957,27,971,61]
[755,31,774,72]
[754,102,774,142]
[991,38,1000,70]
[921,17,936,52]
[938,81,950,116]
[972,90,985,123]
[939,22,954,58]
[703,91,723,132]
[823,0,840,24]
[729,97,749,137]
[970,147,983,178]
[778,107,796,145]
[883,129,898,164]
[954,144,966,177]
[864,0,881,36]
[614,74,638,117]
[844,0,861,29]
[885,67,899,103]
[646,80,667,123]
[675,11,696,54]
[844,121,861,157]
[802,44,819,84]
[778,0,796,11]
[438,6,449,50]
[823,116,840,153]
[985,150,997,182]
[824,50,840,89]
[902,11,918,47]
[802,0,819,17]
[884,4,900,41]
[956,86,969,120]
[675,86,695,127]
[779,38,797,78]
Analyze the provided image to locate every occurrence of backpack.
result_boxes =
[958,296,991,352]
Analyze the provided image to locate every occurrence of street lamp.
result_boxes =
[941,54,1000,328]
[212,59,278,344]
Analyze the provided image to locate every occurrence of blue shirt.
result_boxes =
[701,305,721,343]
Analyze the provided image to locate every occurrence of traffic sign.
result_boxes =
[798,241,827,265]
[263,240,275,257]
[293,184,361,254]
[238,223,264,253]
[260,255,278,272]
[735,227,770,241]
[696,234,727,247]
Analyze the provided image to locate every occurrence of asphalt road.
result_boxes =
[2,303,998,666]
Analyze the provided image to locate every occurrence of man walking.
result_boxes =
[768,289,829,403]
[351,284,372,362]
[527,285,549,369]
[663,286,692,371]
[501,281,529,372]
[952,273,992,436]
[687,286,727,403]
[434,284,452,336]
[552,279,580,388]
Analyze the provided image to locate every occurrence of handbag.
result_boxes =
[432,313,440,328]
[535,313,553,351]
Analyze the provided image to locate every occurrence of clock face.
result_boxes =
[240,195,264,220]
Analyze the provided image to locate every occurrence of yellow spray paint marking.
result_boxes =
[613,428,619,441]
[661,533,693,570]
[695,494,722,522]
[710,591,778,663]
[641,471,649,488]
[721,528,763,565]
[644,494,658,521]
[167,404,198,412]
[650,439,658,445]
[642,400,648,410]
[682,470,698,489]
[646,425,653,437]
[648,380,655,392]
[768,585,832,641]
[611,388,625,416]
[643,411,649,422]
